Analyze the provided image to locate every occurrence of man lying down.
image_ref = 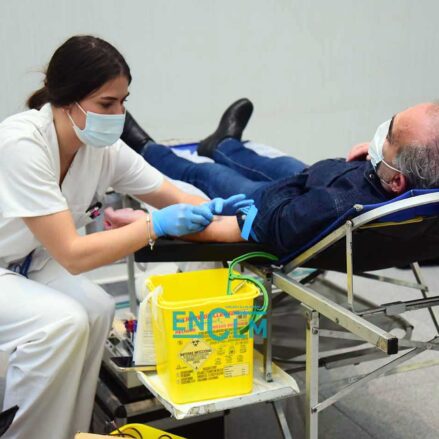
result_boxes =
[108,99,439,256]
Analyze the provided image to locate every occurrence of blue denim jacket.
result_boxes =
[250,159,392,256]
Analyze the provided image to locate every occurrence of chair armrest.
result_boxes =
[134,239,272,263]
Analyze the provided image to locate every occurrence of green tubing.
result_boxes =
[226,252,278,334]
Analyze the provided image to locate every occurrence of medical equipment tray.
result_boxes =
[136,350,299,420]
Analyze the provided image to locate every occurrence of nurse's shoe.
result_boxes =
[198,98,253,158]
[121,112,155,154]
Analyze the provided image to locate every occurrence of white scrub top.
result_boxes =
[0,103,164,269]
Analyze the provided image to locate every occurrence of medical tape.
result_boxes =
[240,205,259,241]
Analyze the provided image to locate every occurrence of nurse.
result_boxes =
[0,35,248,439]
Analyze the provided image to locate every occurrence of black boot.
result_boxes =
[198,98,253,158]
[121,111,155,153]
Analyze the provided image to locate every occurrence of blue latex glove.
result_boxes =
[205,194,254,215]
[152,204,214,237]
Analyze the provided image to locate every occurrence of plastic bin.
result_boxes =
[147,268,260,404]
[111,422,186,438]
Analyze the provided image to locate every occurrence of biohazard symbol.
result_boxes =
[180,339,212,370]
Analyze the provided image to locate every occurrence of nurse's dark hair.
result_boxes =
[27,35,131,110]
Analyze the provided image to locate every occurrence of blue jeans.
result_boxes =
[143,139,308,202]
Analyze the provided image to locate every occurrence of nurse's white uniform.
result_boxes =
[0,104,163,439]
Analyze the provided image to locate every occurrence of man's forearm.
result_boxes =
[184,216,244,242]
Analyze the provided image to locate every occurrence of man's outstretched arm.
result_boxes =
[104,207,244,243]
[185,215,244,242]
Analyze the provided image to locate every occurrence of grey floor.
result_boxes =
[105,264,439,439]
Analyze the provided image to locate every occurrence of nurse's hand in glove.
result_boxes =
[205,194,254,215]
[152,203,214,237]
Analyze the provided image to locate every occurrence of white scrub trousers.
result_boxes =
[0,258,115,439]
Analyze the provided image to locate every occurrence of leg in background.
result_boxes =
[120,101,307,183]
[143,143,268,200]
[121,112,155,154]
[213,138,308,181]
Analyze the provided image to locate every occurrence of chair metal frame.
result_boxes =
[128,192,439,439]
[245,192,439,439]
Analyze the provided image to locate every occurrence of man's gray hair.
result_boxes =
[393,103,439,189]
[394,141,439,189]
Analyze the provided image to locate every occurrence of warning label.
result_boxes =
[179,339,213,370]
[224,363,249,378]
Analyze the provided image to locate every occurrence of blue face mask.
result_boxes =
[368,119,400,173]
[67,103,126,148]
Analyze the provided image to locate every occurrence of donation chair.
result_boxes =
[130,165,439,439]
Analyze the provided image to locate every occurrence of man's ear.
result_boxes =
[389,173,408,195]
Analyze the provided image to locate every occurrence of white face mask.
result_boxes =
[368,119,400,172]
[67,103,126,148]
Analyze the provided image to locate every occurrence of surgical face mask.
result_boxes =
[368,120,390,169]
[368,119,400,173]
[67,103,126,148]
